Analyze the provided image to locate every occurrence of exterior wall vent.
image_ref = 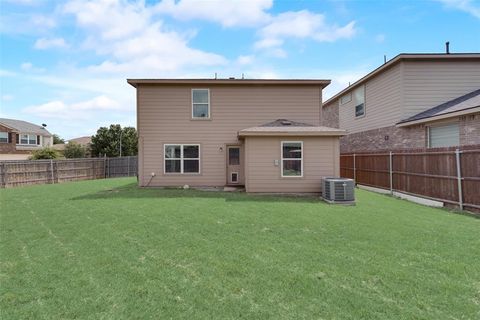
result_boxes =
[322,177,355,205]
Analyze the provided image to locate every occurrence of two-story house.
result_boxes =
[0,118,53,160]
[322,53,480,153]
[128,79,346,193]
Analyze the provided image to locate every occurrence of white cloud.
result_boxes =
[63,0,227,75]
[4,0,40,5]
[64,0,150,40]
[23,95,128,120]
[0,13,56,34]
[155,0,273,27]
[20,62,45,73]
[255,10,356,54]
[30,15,57,29]
[375,34,386,43]
[1,94,14,102]
[236,55,255,65]
[34,37,68,49]
[437,0,480,18]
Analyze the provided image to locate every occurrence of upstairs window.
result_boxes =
[354,85,365,118]
[0,132,8,143]
[164,144,200,174]
[281,141,303,177]
[192,89,210,119]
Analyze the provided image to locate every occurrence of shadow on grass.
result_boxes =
[70,182,326,204]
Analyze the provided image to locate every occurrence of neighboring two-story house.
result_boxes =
[0,118,53,160]
[322,53,480,153]
[128,79,346,192]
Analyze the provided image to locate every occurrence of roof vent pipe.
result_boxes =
[446,41,450,54]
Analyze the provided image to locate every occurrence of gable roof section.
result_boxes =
[0,118,52,136]
[127,78,331,88]
[397,88,480,126]
[323,53,480,106]
[238,119,346,137]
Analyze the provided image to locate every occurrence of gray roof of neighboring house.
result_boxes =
[69,136,91,145]
[398,88,480,124]
[0,118,52,136]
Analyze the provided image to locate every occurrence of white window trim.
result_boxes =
[17,134,39,146]
[191,88,210,120]
[281,141,303,178]
[164,144,201,174]
[231,172,239,183]
[354,85,366,119]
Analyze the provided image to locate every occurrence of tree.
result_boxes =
[64,142,86,158]
[29,147,60,160]
[52,134,65,144]
[90,124,137,157]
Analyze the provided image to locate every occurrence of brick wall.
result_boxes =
[460,113,480,145]
[0,125,30,155]
[0,125,17,154]
[340,113,480,153]
[321,102,339,128]
[340,124,426,153]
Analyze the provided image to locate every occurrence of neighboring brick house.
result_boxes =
[0,118,53,160]
[322,53,480,153]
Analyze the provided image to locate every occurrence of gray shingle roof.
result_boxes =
[260,119,315,127]
[398,88,480,124]
[0,118,52,136]
[239,119,346,137]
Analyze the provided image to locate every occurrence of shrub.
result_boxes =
[64,142,86,159]
[29,147,60,160]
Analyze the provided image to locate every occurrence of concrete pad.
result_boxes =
[357,184,444,208]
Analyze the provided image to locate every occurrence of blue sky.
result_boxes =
[1,0,479,139]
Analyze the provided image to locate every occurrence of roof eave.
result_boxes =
[396,106,480,127]
[127,79,331,88]
[238,131,347,137]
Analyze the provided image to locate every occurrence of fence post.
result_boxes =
[127,156,130,177]
[455,149,463,210]
[0,163,5,188]
[104,155,107,179]
[389,151,393,195]
[50,159,55,184]
[353,153,356,184]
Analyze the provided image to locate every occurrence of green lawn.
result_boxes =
[1,178,479,319]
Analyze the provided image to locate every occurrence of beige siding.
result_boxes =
[402,60,480,119]
[138,84,324,187]
[338,63,404,134]
[245,136,339,193]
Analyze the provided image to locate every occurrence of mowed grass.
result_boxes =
[1,178,479,319]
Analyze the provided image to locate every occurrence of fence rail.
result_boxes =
[0,156,137,188]
[340,146,480,211]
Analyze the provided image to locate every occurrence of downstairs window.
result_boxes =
[164,144,200,174]
[281,141,303,177]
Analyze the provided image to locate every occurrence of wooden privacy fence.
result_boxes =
[340,146,480,211]
[0,156,137,188]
